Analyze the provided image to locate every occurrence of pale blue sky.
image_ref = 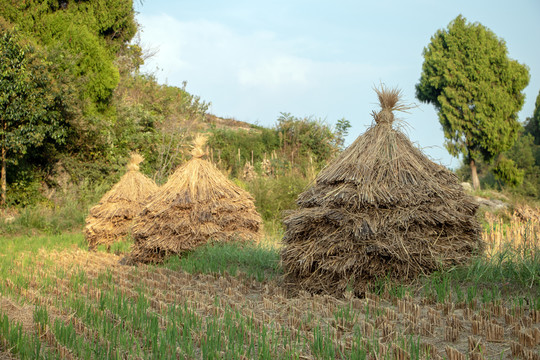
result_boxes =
[135,1,540,169]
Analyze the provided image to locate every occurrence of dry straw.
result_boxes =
[281,85,483,296]
[84,153,158,250]
[128,134,263,264]
[483,205,539,258]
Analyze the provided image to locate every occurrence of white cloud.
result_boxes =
[138,14,399,92]
[238,56,313,88]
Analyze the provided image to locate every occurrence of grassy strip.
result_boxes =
[0,205,86,236]
[0,233,84,307]
[0,233,84,256]
[417,245,540,307]
[162,240,282,282]
[96,239,132,254]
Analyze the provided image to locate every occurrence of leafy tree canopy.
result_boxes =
[506,131,539,196]
[39,11,119,105]
[0,1,139,205]
[0,23,72,204]
[525,90,540,145]
[0,0,137,108]
[416,15,529,189]
[0,0,136,52]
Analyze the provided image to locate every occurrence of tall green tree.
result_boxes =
[416,15,529,189]
[0,26,68,205]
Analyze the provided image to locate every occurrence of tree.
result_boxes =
[335,117,351,150]
[0,0,139,135]
[0,26,68,206]
[416,15,529,189]
[525,90,540,145]
[505,131,539,197]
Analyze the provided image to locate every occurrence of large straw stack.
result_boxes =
[85,153,158,250]
[128,135,263,264]
[281,87,483,296]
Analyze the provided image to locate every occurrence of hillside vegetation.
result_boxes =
[0,1,356,233]
[0,1,539,230]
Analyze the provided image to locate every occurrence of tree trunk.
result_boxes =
[470,158,480,190]
[1,144,5,207]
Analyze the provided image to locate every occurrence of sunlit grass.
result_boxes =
[0,233,84,255]
[162,240,282,282]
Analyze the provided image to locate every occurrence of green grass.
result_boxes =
[0,204,87,236]
[95,238,133,254]
[161,240,282,282]
[1,231,537,303]
[0,233,85,299]
[0,233,84,255]
[0,179,113,237]
[417,245,540,305]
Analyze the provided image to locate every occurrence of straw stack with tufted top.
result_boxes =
[281,86,483,296]
[84,153,158,250]
[128,135,263,264]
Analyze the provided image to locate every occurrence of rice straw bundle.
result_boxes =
[128,135,263,264]
[281,86,483,296]
[84,153,158,250]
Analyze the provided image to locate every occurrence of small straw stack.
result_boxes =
[128,134,263,264]
[84,153,158,250]
[281,86,483,296]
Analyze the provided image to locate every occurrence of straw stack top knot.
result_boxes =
[190,134,208,158]
[372,85,412,125]
[127,153,144,171]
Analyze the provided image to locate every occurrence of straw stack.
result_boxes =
[281,86,483,296]
[84,153,158,250]
[128,135,263,264]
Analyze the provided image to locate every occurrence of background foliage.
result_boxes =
[0,3,538,235]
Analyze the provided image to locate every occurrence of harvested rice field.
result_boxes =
[0,211,538,359]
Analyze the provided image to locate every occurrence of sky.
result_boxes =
[135,0,540,169]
